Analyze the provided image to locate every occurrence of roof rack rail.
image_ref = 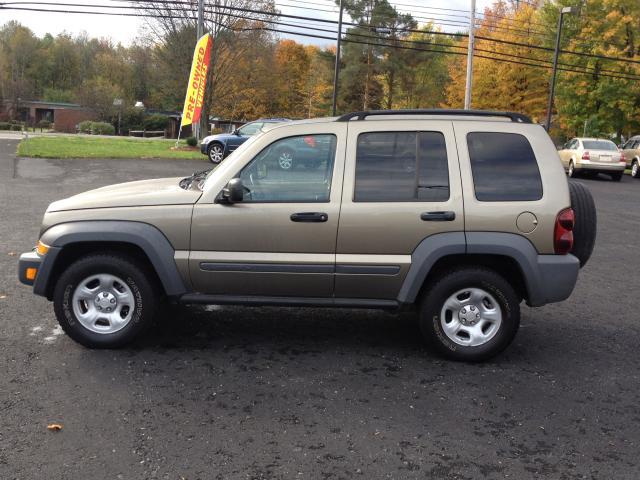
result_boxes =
[336,109,532,124]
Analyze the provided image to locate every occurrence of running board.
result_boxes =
[179,294,399,310]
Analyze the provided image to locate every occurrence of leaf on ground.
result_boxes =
[8,252,16,256]
[0,295,6,299]
[47,424,63,431]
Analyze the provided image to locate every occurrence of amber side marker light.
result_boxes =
[36,241,49,256]
[25,267,38,281]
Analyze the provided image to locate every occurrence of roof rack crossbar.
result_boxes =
[336,109,532,124]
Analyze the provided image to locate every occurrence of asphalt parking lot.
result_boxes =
[1,138,639,479]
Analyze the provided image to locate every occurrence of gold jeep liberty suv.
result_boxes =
[19,110,597,361]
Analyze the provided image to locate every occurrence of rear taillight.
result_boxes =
[619,151,626,163]
[554,208,575,255]
[581,151,590,160]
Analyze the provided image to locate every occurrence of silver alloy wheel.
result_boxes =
[278,150,293,169]
[208,144,224,163]
[568,161,575,177]
[440,287,503,347]
[633,161,639,178]
[71,273,135,334]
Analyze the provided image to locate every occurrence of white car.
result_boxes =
[558,137,626,181]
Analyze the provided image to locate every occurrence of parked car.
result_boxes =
[620,135,640,179]
[557,137,626,181]
[19,109,596,362]
[200,118,290,164]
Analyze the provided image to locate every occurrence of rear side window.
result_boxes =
[467,132,543,202]
[354,131,449,202]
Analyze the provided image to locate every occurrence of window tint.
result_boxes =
[582,140,617,151]
[239,134,336,202]
[467,132,543,202]
[354,131,449,202]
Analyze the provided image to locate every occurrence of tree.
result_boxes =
[540,0,640,140]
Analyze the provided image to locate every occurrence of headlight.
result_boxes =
[36,240,50,256]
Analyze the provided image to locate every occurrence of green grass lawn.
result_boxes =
[17,136,203,159]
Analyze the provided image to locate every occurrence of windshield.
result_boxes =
[237,122,263,136]
[582,140,617,151]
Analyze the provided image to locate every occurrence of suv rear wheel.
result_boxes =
[419,268,520,362]
[53,253,158,348]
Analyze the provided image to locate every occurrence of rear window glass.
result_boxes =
[354,131,449,202]
[467,132,543,202]
[582,140,618,151]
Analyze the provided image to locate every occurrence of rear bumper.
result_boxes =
[527,254,580,307]
[575,160,625,172]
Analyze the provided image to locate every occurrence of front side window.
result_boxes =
[238,122,264,136]
[239,134,337,202]
[354,131,449,202]
[467,132,543,202]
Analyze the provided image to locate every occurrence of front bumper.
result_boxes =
[18,250,42,286]
[18,246,62,297]
[200,142,209,154]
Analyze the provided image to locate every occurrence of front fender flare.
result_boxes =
[37,221,188,297]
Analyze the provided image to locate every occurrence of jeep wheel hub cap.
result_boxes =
[440,287,503,347]
[71,273,135,334]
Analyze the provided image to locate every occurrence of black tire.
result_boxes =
[53,253,159,348]
[610,171,623,182]
[207,143,224,164]
[631,160,639,179]
[419,268,520,362]
[567,160,577,178]
[568,180,597,268]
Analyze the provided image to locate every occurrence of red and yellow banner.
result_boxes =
[181,33,213,127]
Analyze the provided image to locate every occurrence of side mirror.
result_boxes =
[233,128,241,136]
[222,178,244,203]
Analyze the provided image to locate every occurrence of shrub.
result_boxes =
[78,120,93,134]
[143,114,169,131]
[185,136,198,147]
[91,122,115,135]
[0,122,10,130]
[11,124,23,131]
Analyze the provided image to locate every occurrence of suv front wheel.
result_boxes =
[419,268,520,362]
[53,253,158,348]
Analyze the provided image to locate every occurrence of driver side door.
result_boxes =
[189,123,347,297]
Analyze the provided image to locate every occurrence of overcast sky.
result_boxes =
[2,0,496,46]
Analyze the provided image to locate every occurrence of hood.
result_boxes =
[203,133,239,143]
[47,177,202,212]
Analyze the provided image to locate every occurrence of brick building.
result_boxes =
[1,100,97,133]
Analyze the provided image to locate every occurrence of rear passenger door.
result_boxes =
[453,122,558,254]
[335,121,463,300]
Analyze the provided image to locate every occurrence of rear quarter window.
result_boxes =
[467,132,543,202]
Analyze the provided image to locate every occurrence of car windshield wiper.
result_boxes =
[179,169,212,189]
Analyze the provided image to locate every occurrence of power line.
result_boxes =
[3,1,640,79]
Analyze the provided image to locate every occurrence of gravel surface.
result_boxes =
[1,139,639,479]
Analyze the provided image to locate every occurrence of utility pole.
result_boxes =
[545,6,578,131]
[464,0,476,110]
[195,0,205,140]
[331,0,344,116]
